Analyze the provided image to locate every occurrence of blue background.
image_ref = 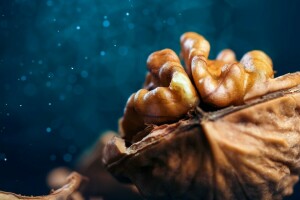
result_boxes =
[0,0,300,198]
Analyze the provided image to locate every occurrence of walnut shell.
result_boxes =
[0,172,86,200]
[103,85,300,200]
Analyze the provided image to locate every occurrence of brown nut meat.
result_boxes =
[104,32,300,200]
[120,49,199,141]
[181,32,300,107]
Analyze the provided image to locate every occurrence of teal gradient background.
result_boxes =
[0,0,299,198]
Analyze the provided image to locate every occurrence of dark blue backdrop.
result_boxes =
[0,0,300,198]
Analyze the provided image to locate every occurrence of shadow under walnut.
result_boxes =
[103,85,300,200]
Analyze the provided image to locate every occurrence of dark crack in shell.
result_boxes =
[103,85,300,200]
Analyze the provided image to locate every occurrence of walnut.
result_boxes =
[181,32,300,107]
[120,49,199,141]
[103,32,300,199]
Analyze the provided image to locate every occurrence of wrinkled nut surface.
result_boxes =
[0,172,85,200]
[120,49,199,141]
[181,32,300,107]
[104,31,300,200]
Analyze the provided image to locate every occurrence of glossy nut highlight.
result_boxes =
[192,57,246,106]
[242,51,300,100]
[181,32,300,107]
[120,49,199,141]
[180,32,210,77]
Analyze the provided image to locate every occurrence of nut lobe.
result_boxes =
[216,49,237,63]
[180,32,210,77]
[181,32,300,107]
[120,49,199,141]
[192,57,246,106]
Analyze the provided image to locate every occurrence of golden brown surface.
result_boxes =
[120,49,199,141]
[180,32,210,77]
[104,87,300,200]
[181,32,300,107]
